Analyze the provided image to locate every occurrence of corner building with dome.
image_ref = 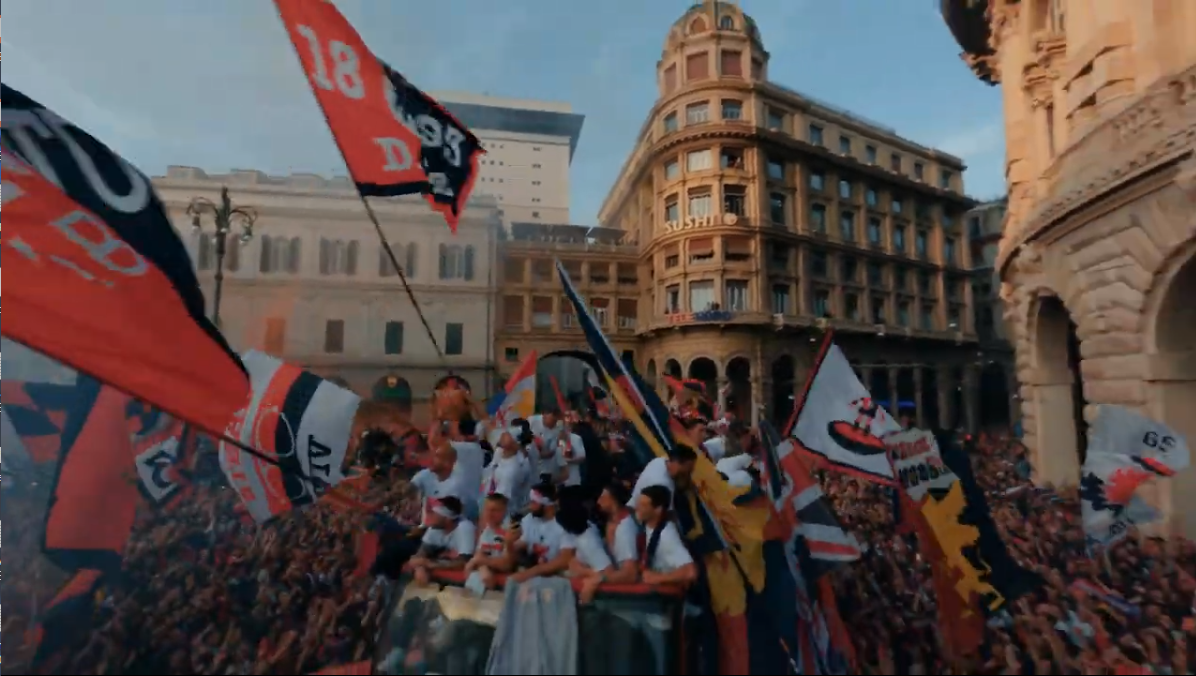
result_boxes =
[597,1,1008,430]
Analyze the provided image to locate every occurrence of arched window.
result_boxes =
[718,15,735,30]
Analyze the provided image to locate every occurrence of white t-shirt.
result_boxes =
[485,452,532,513]
[703,436,727,462]
[571,524,613,573]
[475,524,509,559]
[629,457,675,507]
[612,515,641,565]
[558,433,586,487]
[420,520,477,558]
[411,469,465,526]
[528,415,565,478]
[450,440,486,517]
[518,514,574,564]
[612,517,692,572]
[716,454,754,487]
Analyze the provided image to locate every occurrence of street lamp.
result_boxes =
[187,186,256,329]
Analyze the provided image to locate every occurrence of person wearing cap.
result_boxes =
[410,496,476,586]
[509,482,576,582]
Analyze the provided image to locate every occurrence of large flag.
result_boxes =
[126,400,198,509]
[492,350,538,427]
[219,351,362,522]
[1,379,90,464]
[789,339,901,485]
[1079,405,1190,548]
[273,0,483,231]
[1,85,250,436]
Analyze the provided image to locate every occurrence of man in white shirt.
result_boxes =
[509,483,576,582]
[623,484,696,586]
[528,409,565,483]
[465,493,515,589]
[557,428,587,488]
[447,418,486,521]
[629,445,698,507]
[716,453,755,488]
[484,432,533,515]
[410,496,477,586]
[409,442,465,526]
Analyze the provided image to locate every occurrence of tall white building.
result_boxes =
[433,92,584,224]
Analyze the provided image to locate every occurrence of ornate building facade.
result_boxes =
[598,1,989,428]
[154,167,503,418]
[943,0,1196,533]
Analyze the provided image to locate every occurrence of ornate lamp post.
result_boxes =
[187,187,256,329]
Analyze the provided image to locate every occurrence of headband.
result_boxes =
[529,489,554,507]
[429,499,461,521]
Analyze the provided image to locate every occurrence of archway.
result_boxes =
[726,357,752,420]
[896,368,917,426]
[688,357,719,412]
[664,359,683,379]
[771,355,796,427]
[1032,295,1087,483]
[979,362,1012,429]
[1151,248,1196,536]
[920,367,940,430]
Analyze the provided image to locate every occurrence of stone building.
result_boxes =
[968,198,1020,428]
[943,0,1196,533]
[154,167,503,419]
[597,1,987,428]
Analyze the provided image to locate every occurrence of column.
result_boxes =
[936,368,954,430]
[914,368,926,429]
[860,366,874,392]
[964,365,980,434]
[717,377,730,417]
[1006,366,1023,427]
[751,377,767,427]
[887,367,900,416]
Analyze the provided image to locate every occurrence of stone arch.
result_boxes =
[688,15,708,34]
[771,355,796,427]
[1027,293,1088,483]
[663,358,683,379]
[688,356,719,404]
[726,356,752,420]
[979,362,1012,429]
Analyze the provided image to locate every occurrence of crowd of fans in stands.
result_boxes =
[3,420,1193,675]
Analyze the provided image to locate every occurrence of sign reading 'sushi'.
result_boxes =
[662,212,740,232]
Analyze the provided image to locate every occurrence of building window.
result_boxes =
[769,192,787,225]
[947,306,961,330]
[867,217,882,245]
[808,124,824,146]
[809,170,825,192]
[811,251,828,278]
[666,285,681,313]
[438,244,476,280]
[918,270,933,295]
[916,201,932,222]
[686,52,710,80]
[532,211,541,218]
[319,239,359,276]
[894,225,907,252]
[890,153,903,172]
[891,198,903,215]
[504,347,520,363]
[725,280,749,311]
[838,180,852,200]
[867,261,884,286]
[898,301,911,327]
[259,235,302,274]
[720,147,745,169]
[865,187,878,208]
[770,244,790,269]
[384,321,404,355]
[724,185,747,216]
[845,293,861,321]
[944,236,957,265]
[664,159,680,180]
[772,284,791,314]
[686,102,710,125]
[689,280,715,312]
[914,162,925,181]
[969,216,982,239]
[865,145,878,164]
[663,112,679,133]
[814,289,831,317]
[810,203,827,233]
[720,50,743,77]
[921,304,935,330]
[531,296,554,328]
[871,296,887,324]
[894,267,908,291]
[838,135,852,155]
[688,191,713,217]
[839,210,856,242]
[444,323,464,355]
[665,197,680,222]
[939,169,953,190]
[721,99,743,120]
[686,149,713,172]
[719,14,735,30]
[264,317,286,354]
[324,320,345,354]
[767,108,785,131]
[1046,102,1056,158]
[915,230,928,259]
[591,299,610,326]
[841,257,858,284]
[767,158,785,181]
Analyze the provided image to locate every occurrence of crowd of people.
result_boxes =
[3,404,1194,675]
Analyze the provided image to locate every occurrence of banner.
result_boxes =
[1080,405,1190,548]
[886,428,957,502]
[219,351,362,522]
[1,84,250,436]
[273,0,483,231]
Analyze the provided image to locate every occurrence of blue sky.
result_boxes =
[5,0,1006,224]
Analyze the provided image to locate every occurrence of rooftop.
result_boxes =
[432,93,586,162]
